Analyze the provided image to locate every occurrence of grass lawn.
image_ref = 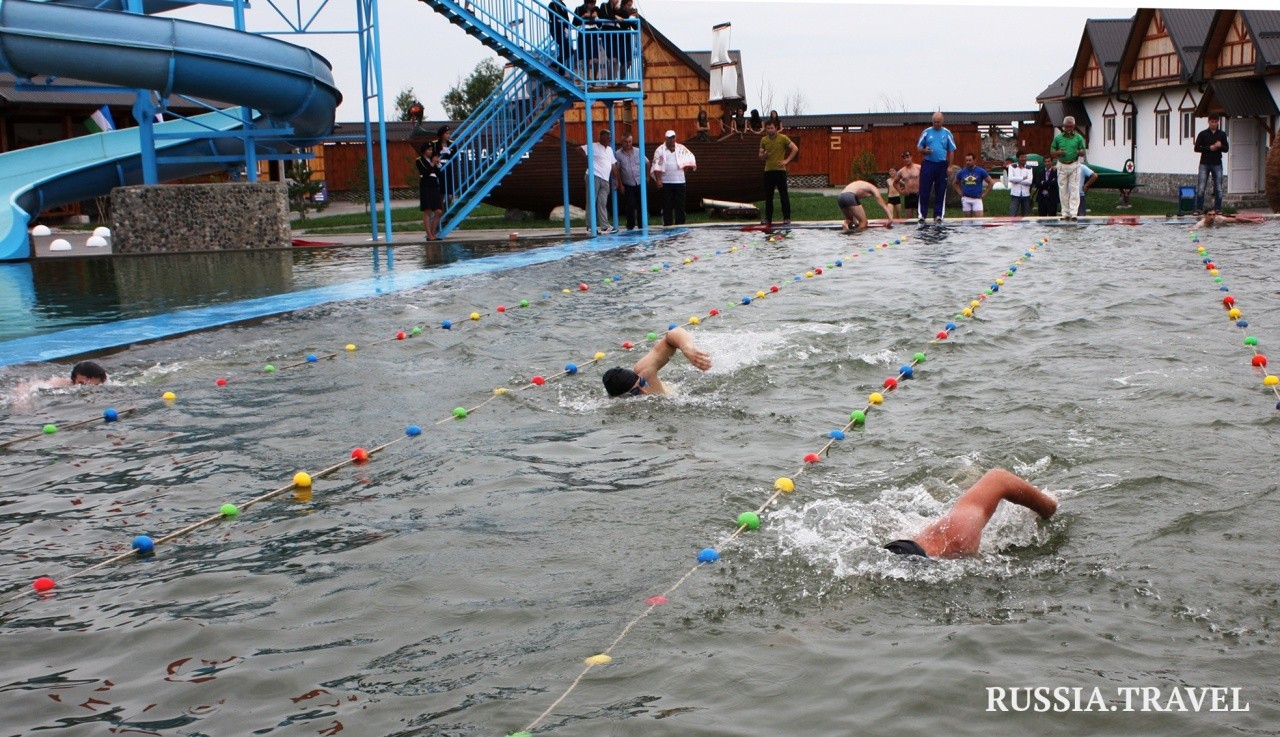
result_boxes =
[295,189,1186,235]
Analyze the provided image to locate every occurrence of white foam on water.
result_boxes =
[769,482,1060,583]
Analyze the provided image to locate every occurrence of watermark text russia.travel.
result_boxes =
[987,686,1250,713]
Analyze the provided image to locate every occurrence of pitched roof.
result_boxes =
[1037,68,1072,102]
[1160,8,1215,80]
[1242,10,1280,68]
[1084,18,1133,92]
[1195,78,1279,117]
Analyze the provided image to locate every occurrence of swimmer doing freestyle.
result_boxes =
[885,469,1057,558]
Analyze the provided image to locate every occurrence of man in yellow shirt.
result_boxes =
[758,120,798,226]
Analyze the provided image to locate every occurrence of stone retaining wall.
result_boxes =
[111,183,290,253]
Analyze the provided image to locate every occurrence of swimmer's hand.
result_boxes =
[683,346,711,372]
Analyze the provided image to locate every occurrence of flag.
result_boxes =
[85,105,115,133]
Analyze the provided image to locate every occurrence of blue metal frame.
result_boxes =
[417,0,646,239]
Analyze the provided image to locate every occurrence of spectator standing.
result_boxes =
[758,120,798,225]
[415,144,444,240]
[582,129,622,234]
[1050,116,1086,220]
[893,151,921,219]
[952,153,992,218]
[614,133,646,230]
[1076,162,1098,216]
[1034,156,1060,217]
[1006,151,1033,217]
[916,111,957,223]
[548,0,573,69]
[651,130,696,226]
[1193,113,1229,214]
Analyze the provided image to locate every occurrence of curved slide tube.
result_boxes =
[0,0,342,260]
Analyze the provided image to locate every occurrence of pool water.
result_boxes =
[0,241,555,344]
[1,222,1278,736]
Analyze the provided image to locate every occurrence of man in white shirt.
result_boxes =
[651,130,697,226]
[582,129,623,234]
[1006,151,1033,217]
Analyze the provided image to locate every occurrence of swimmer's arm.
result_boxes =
[872,191,894,224]
[633,327,710,380]
[974,469,1057,519]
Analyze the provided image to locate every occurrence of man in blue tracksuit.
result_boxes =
[916,111,957,223]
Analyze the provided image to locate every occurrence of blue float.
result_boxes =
[103,408,119,422]
[828,430,845,440]
[565,363,578,374]
[406,425,422,436]
[945,322,957,331]
[441,320,452,330]
[697,548,719,563]
[306,354,318,363]
[900,365,914,378]
[132,535,155,555]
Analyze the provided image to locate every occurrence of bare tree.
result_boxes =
[783,90,807,117]
[874,91,909,113]
[756,78,775,114]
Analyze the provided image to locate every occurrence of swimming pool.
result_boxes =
[1,222,1277,736]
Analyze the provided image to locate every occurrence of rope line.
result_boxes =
[513,236,1052,736]
[1,232,907,609]
[1189,231,1279,408]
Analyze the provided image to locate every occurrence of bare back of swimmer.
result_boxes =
[885,469,1057,558]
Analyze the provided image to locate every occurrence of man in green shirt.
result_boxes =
[1050,116,1087,221]
[758,120,798,225]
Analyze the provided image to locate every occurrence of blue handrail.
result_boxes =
[418,0,641,89]
[435,68,569,236]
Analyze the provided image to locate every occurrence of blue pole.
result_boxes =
[635,21,648,236]
[370,0,394,245]
[133,95,158,185]
[560,116,570,234]
[609,102,618,230]
[357,0,380,243]
[232,0,258,183]
[585,102,595,235]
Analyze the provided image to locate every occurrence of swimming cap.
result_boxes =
[603,367,641,397]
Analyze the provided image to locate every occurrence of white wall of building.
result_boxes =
[1081,96,1127,170]
[1128,87,1202,176]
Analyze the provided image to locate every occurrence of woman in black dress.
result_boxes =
[416,144,444,240]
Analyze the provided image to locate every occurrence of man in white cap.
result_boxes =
[651,130,696,226]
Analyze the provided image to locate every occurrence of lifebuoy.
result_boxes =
[1123,159,1135,173]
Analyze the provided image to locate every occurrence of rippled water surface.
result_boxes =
[2,223,1278,737]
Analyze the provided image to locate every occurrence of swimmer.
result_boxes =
[1193,209,1264,228]
[9,361,108,409]
[602,327,710,397]
[837,180,895,232]
[884,469,1057,558]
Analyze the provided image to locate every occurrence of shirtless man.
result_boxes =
[602,327,711,397]
[892,151,921,222]
[837,180,895,232]
[1193,209,1264,228]
[884,469,1057,558]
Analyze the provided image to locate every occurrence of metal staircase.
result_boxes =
[416,0,645,236]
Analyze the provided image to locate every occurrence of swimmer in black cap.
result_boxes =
[885,469,1057,558]
[602,327,711,397]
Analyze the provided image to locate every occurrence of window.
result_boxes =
[1154,94,1171,145]
[1123,110,1135,143]
[1178,90,1198,143]
[1104,117,1116,144]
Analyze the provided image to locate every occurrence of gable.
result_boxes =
[1133,11,1181,84]
[1218,11,1257,71]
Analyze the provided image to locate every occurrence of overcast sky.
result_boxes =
[176,0,1269,121]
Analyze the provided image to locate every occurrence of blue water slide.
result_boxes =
[0,0,342,261]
